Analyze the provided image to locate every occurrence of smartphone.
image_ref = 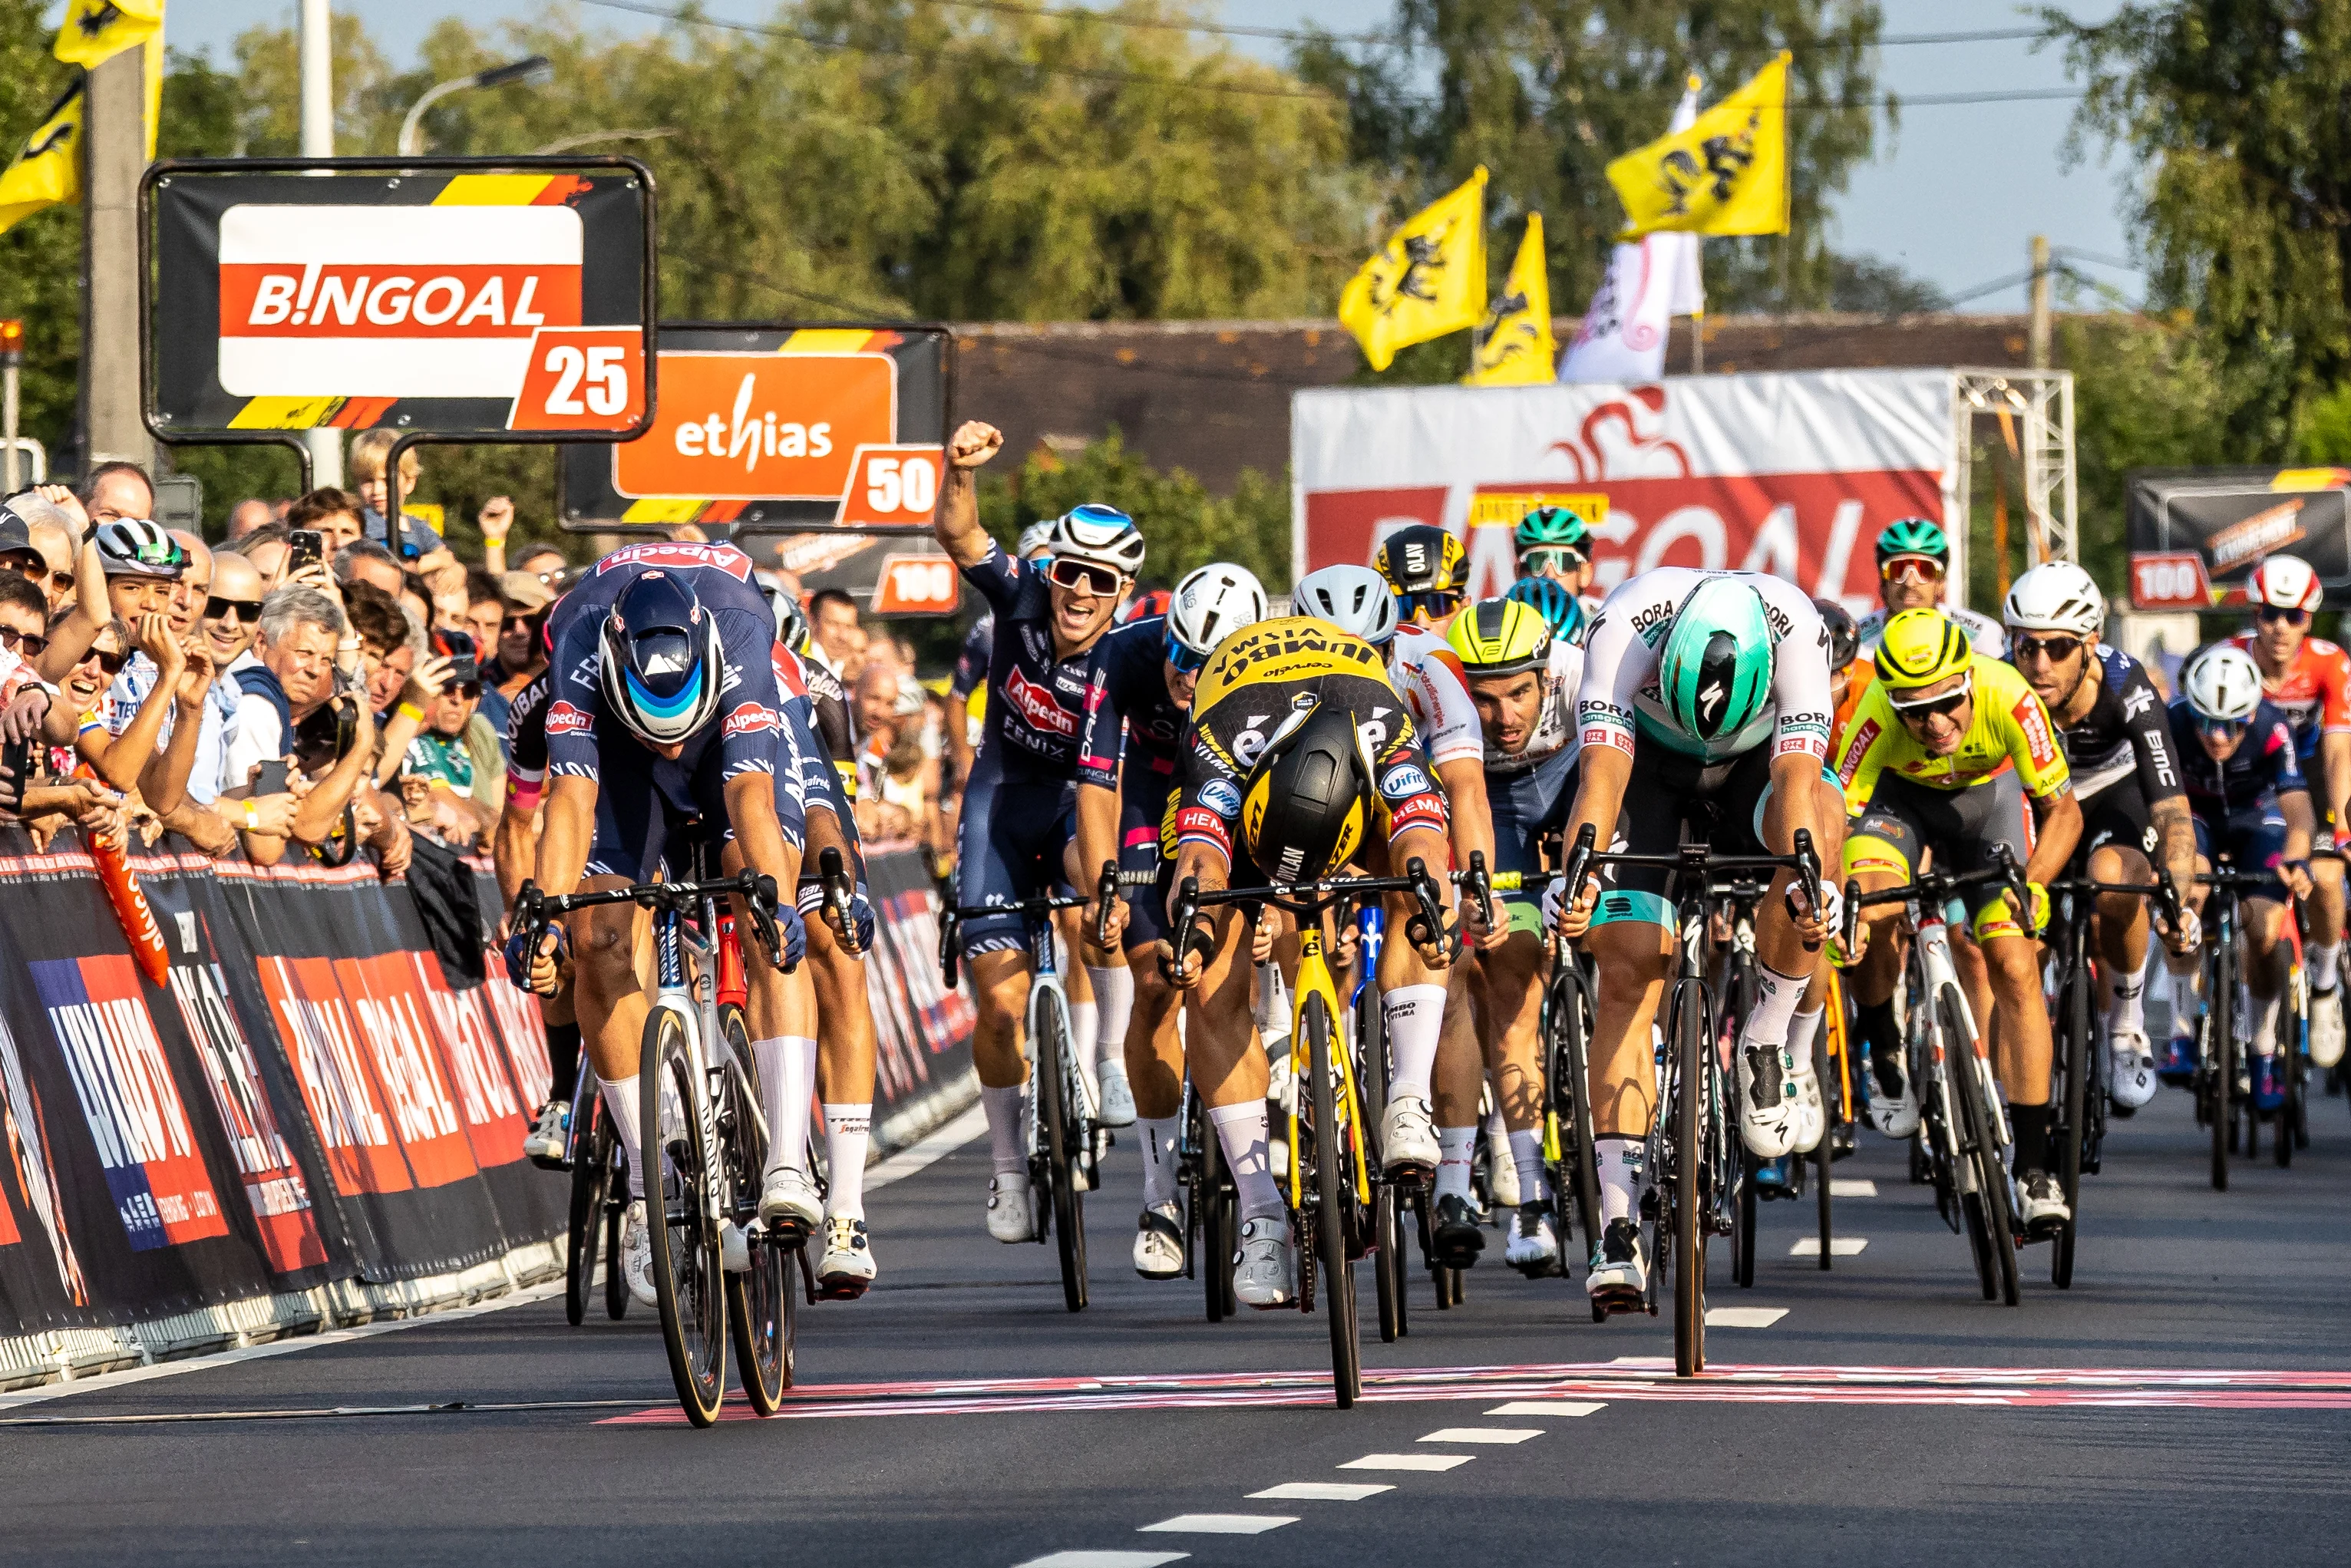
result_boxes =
[438,629,478,686]
[253,759,291,796]
[288,529,324,573]
[0,734,31,788]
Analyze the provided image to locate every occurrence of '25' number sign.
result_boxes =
[837,444,947,527]
[507,327,649,432]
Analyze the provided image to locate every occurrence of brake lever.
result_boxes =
[939,906,962,991]
[1465,849,1495,936]
[741,872,794,973]
[1095,859,1120,951]
[1404,856,1453,959]
[1791,827,1824,953]
[1558,822,1598,931]
[1993,843,2033,932]
[1840,876,1862,958]
[818,846,863,959]
[1161,875,1204,984]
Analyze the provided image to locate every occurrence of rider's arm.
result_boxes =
[1075,780,1121,919]
[936,421,1005,569]
[533,777,596,900]
[2024,787,2084,887]
[724,769,804,895]
[1438,755,1495,885]
[2324,731,2351,847]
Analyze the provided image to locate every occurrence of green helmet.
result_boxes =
[1658,577,1775,743]
[1874,517,1949,566]
[1514,505,1590,552]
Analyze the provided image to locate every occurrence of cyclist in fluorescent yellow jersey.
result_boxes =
[1836,607,2082,1231]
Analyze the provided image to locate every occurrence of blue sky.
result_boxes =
[166,1,2136,316]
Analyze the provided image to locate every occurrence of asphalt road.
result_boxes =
[6,1081,2351,1567]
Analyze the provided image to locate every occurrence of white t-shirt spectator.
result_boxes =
[107,653,231,807]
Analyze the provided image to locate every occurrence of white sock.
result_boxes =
[1383,983,1446,1101]
[2256,992,2283,1058]
[1256,960,1292,1041]
[1787,1006,1825,1074]
[1507,1126,1549,1202]
[601,1076,646,1200]
[982,1082,1027,1176]
[2312,942,2343,993]
[1069,1001,1101,1109]
[1087,963,1134,1065]
[1138,1115,1181,1210]
[1739,962,1808,1051]
[1596,1135,1646,1226]
[1434,1126,1477,1202]
[821,1104,870,1220]
[2107,964,2146,1039]
[1210,1101,1285,1222]
[752,1036,817,1176]
[1483,1099,1509,1152]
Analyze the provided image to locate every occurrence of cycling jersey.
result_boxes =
[505,667,550,810]
[1386,623,1482,770]
[1078,615,1188,790]
[774,644,857,817]
[2042,643,2182,805]
[2223,630,2351,762]
[950,614,993,704]
[1836,653,2072,810]
[1858,602,2006,660]
[961,546,1114,783]
[1173,616,1448,867]
[1577,566,1834,766]
[2166,696,2307,817]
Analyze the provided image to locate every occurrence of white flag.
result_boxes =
[1558,79,1706,384]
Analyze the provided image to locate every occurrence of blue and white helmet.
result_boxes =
[1046,503,1145,577]
[599,571,725,747]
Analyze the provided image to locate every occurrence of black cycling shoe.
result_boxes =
[1431,1193,1487,1268]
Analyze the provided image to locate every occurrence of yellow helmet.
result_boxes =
[1874,607,1973,691]
[1240,701,1371,882]
[1445,596,1552,676]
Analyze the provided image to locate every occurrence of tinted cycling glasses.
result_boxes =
[2011,634,2085,662]
[1881,556,1947,586]
[2257,605,2310,627]
[1517,546,1587,576]
[1394,589,1462,624]
[1045,558,1124,597]
[1888,672,1972,723]
[1165,632,1210,675]
[2197,717,2250,741]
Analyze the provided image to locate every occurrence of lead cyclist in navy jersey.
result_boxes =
[936,421,1149,1243]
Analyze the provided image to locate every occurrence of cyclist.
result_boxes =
[1158,612,1460,1307]
[1375,523,1469,629]
[1552,568,1839,1307]
[1855,519,2006,659]
[514,543,814,1306]
[933,421,1145,1243]
[2164,645,2315,1112]
[1505,576,1584,646]
[1512,505,1601,641]
[1445,596,1587,1273]
[2225,556,2349,1071]
[1838,608,2082,1233]
[2003,562,2196,1113]
[1293,563,1504,1267]
[1080,562,1269,1278]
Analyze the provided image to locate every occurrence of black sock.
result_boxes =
[2009,1101,2051,1177]
[545,1022,582,1104]
[1861,1000,1902,1091]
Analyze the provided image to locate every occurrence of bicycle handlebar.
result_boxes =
[937,886,1096,991]
[817,847,863,960]
[1554,820,1825,946]
[514,870,791,972]
[1161,857,1451,979]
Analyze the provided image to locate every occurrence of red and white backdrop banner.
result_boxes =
[1291,369,1959,611]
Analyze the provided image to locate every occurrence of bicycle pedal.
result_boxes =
[815,1277,871,1302]
[527,1152,574,1173]
[1591,1286,1644,1316]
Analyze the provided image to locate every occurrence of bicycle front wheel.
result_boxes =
[605,1147,629,1321]
[1672,978,1709,1378]
[1946,990,2019,1309]
[2209,938,2235,1192]
[566,1096,610,1327]
[1307,994,1361,1408]
[719,1004,794,1415]
[641,1005,727,1427]
[1194,1091,1238,1323]
[2053,957,2092,1289]
[1037,988,1089,1312]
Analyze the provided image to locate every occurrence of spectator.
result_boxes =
[25,516,81,616]
[811,587,862,680]
[490,571,553,696]
[0,583,120,832]
[286,487,368,557]
[224,586,343,787]
[510,541,568,589]
[228,522,290,587]
[398,574,434,642]
[398,630,496,849]
[332,538,405,599]
[80,460,154,527]
[203,552,268,678]
[225,498,274,540]
[474,495,516,577]
[459,571,513,740]
[347,430,419,527]
[0,509,45,584]
[80,522,226,844]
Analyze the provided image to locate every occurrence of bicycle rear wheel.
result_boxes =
[718,1004,794,1415]
[641,1005,727,1427]
[1672,977,1709,1378]
[1355,979,1405,1341]
[2053,958,2092,1289]
[1037,988,1089,1312]
[2209,939,2235,1192]
[1546,964,1606,1317]
[1195,1092,1238,1322]
[604,1148,629,1321]
[1946,991,2019,1308]
[2275,987,2300,1169]
[566,1095,611,1326]
[1307,994,1361,1408]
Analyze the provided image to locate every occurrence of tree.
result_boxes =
[1827,253,1946,314]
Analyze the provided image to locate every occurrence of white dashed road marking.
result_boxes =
[1249,1482,1393,1501]
[1830,1178,1878,1196]
[1487,1400,1607,1417]
[1705,1307,1789,1327]
[1791,1236,1868,1256]
[1418,1427,1543,1444]
[1138,1516,1296,1535]
[1015,1553,1188,1568]
[1339,1453,1474,1472]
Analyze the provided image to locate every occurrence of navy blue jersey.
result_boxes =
[2166,696,2308,817]
[963,544,1115,784]
[2039,643,2183,804]
[544,541,784,786]
[949,613,993,703]
[1077,615,1187,791]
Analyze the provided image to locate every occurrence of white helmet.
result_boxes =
[1015,520,1056,560]
[2003,561,2105,636]
[2184,645,2264,724]
[1168,563,1267,659]
[2246,554,2323,612]
[1291,563,1398,646]
[1045,503,1145,577]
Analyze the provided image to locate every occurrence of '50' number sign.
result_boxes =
[508,327,647,432]
[836,444,946,527]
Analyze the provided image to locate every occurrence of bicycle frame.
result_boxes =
[1284,923,1371,1210]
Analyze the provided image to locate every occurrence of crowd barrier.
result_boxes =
[0,829,974,1390]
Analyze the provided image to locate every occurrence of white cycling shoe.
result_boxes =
[522,1100,570,1168]
[758,1166,823,1243]
[816,1216,877,1299]
[1788,1064,1826,1154]
[2311,988,2346,1069]
[1233,1216,1298,1309]
[2018,1170,2070,1236]
[2108,1028,2159,1111]
[1868,1050,1923,1139]
[1738,1043,1798,1159]
[1134,1203,1186,1279]
[1504,1201,1562,1277]
[1381,1094,1439,1176]
[986,1173,1036,1243]
[619,1200,659,1307]
[1095,1063,1138,1128]
[1585,1218,1647,1305]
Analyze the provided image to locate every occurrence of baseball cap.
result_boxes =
[0,515,34,560]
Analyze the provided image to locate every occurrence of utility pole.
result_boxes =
[2029,234,2052,371]
[78,43,150,479]
[2,319,21,494]
[300,0,344,490]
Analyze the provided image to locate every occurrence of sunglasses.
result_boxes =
[1517,546,1587,576]
[1394,589,1461,625]
[1889,674,1971,723]
[501,612,544,632]
[1882,557,1947,586]
[2197,717,2250,741]
[1166,633,1210,675]
[2011,634,2084,662]
[0,626,47,657]
[451,681,483,701]
[81,646,127,677]
[205,596,265,624]
[2257,605,2310,627]
[0,553,48,581]
[1045,558,1124,597]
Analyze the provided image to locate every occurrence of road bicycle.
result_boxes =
[939,865,1117,1313]
[1844,848,2028,1307]
[519,857,796,1428]
[1180,1062,1240,1322]
[1557,821,1826,1378]
[1808,966,1858,1271]
[560,1062,631,1326]
[1167,857,1451,1408]
[2188,854,2308,1184]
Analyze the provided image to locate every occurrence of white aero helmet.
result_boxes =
[1045,503,1146,577]
[1015,520,1056,560]
[2246,554,2323,612]
[1168,563,1267,660]
[2003,560,2105,637]
[2184,645,2264,725]
[1291,563,1398,646]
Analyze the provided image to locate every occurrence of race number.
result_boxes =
[870,553,961,615]
[836,444,946,527]
[508,327,647,431]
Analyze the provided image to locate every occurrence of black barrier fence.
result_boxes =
[0,829,972,1345]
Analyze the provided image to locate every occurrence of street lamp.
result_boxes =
[398,54,555,157]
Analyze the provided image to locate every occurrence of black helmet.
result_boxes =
[1813,597,1859,671]
[598,570,725,748]
[1240,700,1373,883]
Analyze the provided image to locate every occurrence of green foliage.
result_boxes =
[2059,313,2236,596]
[0,1,84,477]
[2293,382,2351,466]
[976,430,1291,594]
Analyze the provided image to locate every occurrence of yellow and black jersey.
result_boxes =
[1167,616,1450,863]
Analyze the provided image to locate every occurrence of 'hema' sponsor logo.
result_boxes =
[216,203,583,399]
[1005,665,1078,738]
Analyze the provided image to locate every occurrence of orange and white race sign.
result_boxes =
[869,552,961,614]
[613,352,896,500]
[507,327,647,431]
[836,444,947,527]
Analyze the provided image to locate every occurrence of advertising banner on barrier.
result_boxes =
[863,847,976,1140]
[1291,370,1956,609]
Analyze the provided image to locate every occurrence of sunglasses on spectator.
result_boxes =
[452,681,483,701]
[1882,556,1946,586]
[0,626,47,657]
[205,596,266,623]
[1045,558,1124,597]
[2257,605,2310,627]
[0,552,47,581]
[81,646,127,677]
[2012,634,2084,662]
[501,611,544,632]
[1889,675,1971,723]
[1518,546,1587,576]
